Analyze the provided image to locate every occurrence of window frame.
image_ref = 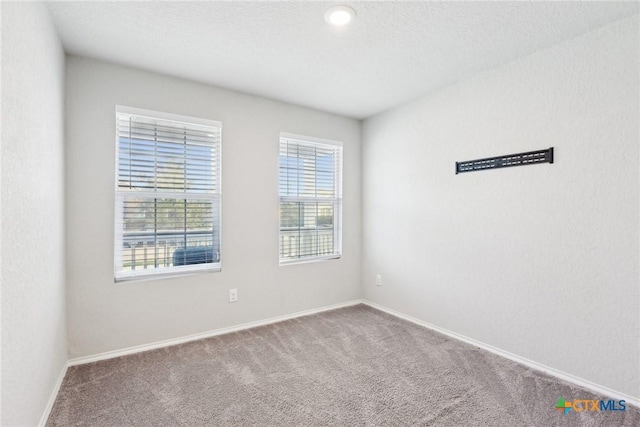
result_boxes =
[114,105,223,282]
[278,132,343,266]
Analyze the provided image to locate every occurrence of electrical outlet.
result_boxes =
[229,288,238,302]
[376,274,382,286]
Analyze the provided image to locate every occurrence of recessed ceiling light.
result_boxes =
[325,5,355,27]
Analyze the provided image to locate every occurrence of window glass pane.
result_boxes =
[280,202,301,229]
[118,139,219,193]
[279,209,335,260]
[317,203,334,228]
[119,196,219,273]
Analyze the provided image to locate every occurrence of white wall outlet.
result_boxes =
[229,288,238,302]
[376,274,382,286]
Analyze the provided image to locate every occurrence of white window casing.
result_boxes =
[114,106,222,281]
[279,132,343,265]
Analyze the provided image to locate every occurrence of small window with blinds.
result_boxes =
[115,106,222,281]
[279,133,343,265]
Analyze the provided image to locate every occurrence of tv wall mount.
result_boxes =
[456,147,553,174]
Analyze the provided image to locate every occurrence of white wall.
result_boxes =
[363,15,639,399]
[1,2,67,425]
[65,56,361,358]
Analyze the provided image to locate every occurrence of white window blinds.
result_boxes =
[115,106,222,281]
[279,133,343,264]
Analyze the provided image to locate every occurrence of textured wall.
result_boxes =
[65,56,362,358]
[1,2,68,425]
[362,15,639,398]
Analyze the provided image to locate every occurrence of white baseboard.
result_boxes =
[361,299,639,408]
[68,299,363,366]
[38,362,68,427]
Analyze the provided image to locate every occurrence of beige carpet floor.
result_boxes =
[47,304,639,426]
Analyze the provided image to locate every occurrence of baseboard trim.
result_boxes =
[68,299,363,367]
[38,362,68,427]
[361,299,639,408]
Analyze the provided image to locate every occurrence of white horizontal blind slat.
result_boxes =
[115,108,222,280]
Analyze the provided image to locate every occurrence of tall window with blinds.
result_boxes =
[115,106,222,281]
[279,133,343,264]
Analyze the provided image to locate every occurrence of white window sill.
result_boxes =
[115,264,221,283]
[279,255,341,267]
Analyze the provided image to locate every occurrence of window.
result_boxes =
[115,106,222,281]
[279,133,343,264]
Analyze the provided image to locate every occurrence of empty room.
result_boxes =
[1,1,639,426]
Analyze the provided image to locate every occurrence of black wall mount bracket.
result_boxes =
[456,147,553,174]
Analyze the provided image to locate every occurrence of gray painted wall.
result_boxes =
[362,16,639,399]
[1,2,68,425]
[64,56,362,358]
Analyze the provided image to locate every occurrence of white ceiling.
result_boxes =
[48,1,639,119]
